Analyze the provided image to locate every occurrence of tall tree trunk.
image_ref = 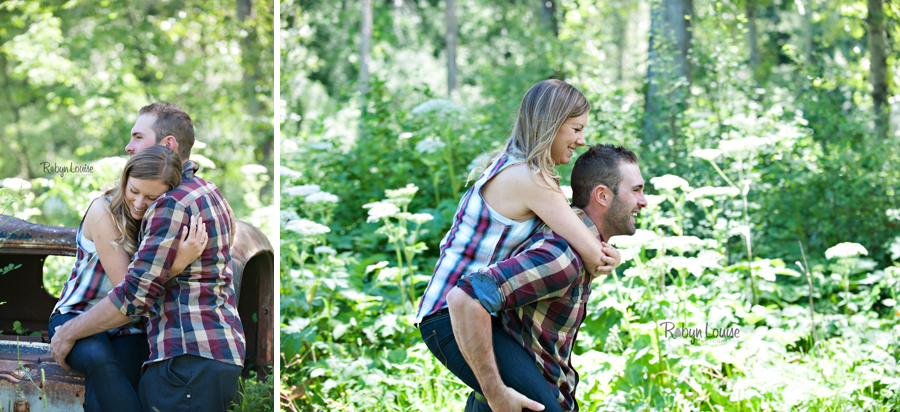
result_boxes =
[644,0,693,145]
[237,0,272,199]
[360,0,373,104]
[538,0,558,37]
[446,0,457,94]
[798,0,814,65]
[747,0,760,74]
[867,0,890,140]
[614,1,629,83]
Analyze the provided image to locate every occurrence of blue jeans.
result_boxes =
[139,354,242,412]
[48,313,147,412]
[419,309,565,412]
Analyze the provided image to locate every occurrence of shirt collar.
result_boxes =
[571,206,604,242]
[181,160,199,180]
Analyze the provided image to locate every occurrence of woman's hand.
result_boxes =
[172,215,207,275]
[589,242,622,279]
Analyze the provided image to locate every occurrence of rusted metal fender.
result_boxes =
[0,215,76,256]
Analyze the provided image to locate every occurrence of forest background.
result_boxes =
[0,1,275,409]
[281,0,900,411]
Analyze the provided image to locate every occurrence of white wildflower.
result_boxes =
[193,154,217,169]
[608,229,659,249]
[284,219,331,236]
[280,167,303,179]
[686,186,741,201]
[363,201,400,222]
[719,137,770,157]
[2,178,31,190]
[415,138,446,154]
[560,186,573,200]
[365,261,390,273]
[305,191,340,204]
[398,132,414,140]
[650,175,690,192]
[240,164,268,175]
[281,317,311,334]
[887,209,900,222]
[644,195,666,208]
[314,246,337,255]
[411,99,465,116]
[284,184,321,198]
[691,149,722,162]
[408,213,434,225]
[825,242,868,259]
[280,210,300,227]
[377,267,400,282]
[385,184,419,199]
[307,141,332,150]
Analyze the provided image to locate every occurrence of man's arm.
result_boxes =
[447,287,545,412]
[50,297,131,370]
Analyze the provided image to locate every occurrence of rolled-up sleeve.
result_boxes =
[457,236,582,314]
[108,197,187,316]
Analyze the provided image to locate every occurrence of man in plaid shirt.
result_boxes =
[446,145,648,412]
[51,103,245,411]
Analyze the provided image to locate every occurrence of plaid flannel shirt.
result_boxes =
[108,160,245,368]
[457,207,598,412]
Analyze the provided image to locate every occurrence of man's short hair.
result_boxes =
[571,144,638,208]
[139,103,194,161]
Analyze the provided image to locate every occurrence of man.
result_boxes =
[446,144,647,412]
[51,103,245,412]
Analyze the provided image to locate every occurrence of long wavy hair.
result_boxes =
[470,79,590,190]
[105,146,182,256]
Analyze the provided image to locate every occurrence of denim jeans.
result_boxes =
[419,309,565,412]
[48,313,148,412]
[139,354,242,412]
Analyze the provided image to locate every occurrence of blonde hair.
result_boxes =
[105,146,183,256]
[470,79,590,189]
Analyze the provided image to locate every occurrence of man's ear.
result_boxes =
[593,184,612,207]
[159,135,179,154]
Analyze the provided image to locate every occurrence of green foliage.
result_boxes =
[283,0,900,410]
[231,370,274,412]
[0,1,275,239]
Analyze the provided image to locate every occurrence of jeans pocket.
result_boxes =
[423,329,449,366]
[164,357,189,387]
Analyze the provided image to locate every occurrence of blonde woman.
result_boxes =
[415,80,621,411]
[49,146,206,412]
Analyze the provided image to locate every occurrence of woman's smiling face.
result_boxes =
[124,177,169,219]
[550,112,589,165]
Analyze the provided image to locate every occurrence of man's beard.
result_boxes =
[603,194,635,237]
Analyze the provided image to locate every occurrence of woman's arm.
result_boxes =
[494,167,619,275]
[86,199,135,286]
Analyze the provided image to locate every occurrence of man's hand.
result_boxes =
[50,324,75,371]
[485,386,545,412]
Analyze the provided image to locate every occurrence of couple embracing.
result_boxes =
[48,103,245,412]
[417,80,650,412]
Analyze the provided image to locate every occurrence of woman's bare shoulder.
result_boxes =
[83,196,115,240]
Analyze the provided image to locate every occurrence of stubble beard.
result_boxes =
[604,194,635,237]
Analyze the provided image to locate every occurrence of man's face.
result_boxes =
[126,113,158,156]
[603,162,648,237]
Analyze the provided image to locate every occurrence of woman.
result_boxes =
[416,79,621,411]
[49,145,206,412]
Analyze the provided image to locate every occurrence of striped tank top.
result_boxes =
[415,154,541,324]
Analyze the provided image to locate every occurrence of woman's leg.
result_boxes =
[419,310,563,412]
[49,313,143,412]
[109,333,151,393]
